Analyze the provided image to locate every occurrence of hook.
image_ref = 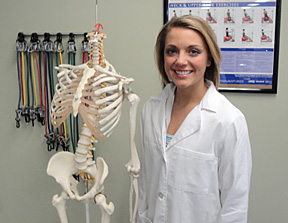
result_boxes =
[22,106,30,123]
[16,120,20,128]
[47,143,53,151]
[15,108,22,128]
[17,32,25,43]
[63,138,70,151]
[30,109,36,127]
[55,136,61,152]
[94,23,103,33]
[16,32,27,52]
[67,33,76,53]
[57,135,70,151]
[81,32,89,53]
[44,132,56,151]
[49,141,55,151]
[43,32,53,52]
[54,33,64,53]
[25,115,30,123]
[27,33,41,52]
[35,107,45,125]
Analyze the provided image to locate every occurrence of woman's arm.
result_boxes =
[137,110,148,223]
[217,114,252,223]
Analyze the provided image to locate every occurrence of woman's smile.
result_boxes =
[174,70,193,77]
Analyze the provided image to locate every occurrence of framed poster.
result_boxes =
[164,0,281,93]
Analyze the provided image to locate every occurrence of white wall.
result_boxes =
[0,0,287,222]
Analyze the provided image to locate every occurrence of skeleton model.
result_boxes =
[46,24,140,223]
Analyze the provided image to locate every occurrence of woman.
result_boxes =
[137,15,252,223]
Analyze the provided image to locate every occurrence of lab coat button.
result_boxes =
[159,192,164,198]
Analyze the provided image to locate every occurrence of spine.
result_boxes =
[74,123,97,180]
[87,32,106,68]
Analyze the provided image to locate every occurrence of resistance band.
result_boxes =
[22,52,26,107]
[43,50,56,151]
[26,52,30,113]
[28,52,36,126]
[15,52,22,128]
[55,41,69,151]
[34,51,45,126]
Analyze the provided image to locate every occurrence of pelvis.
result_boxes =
[47,151,108,201]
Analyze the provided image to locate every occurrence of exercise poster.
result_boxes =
[165,0,281,93]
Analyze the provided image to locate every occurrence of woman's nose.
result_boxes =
[175,52,188,66]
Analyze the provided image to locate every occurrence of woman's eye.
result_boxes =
[165,49,176,55]
[190,49,199,55]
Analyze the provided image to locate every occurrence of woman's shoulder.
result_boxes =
[205,85,246,123]
[215,92,247,127]
[142,83,174,109]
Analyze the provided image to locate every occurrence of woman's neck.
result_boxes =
[174,82,208,107]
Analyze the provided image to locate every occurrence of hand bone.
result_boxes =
[125,159,140,177]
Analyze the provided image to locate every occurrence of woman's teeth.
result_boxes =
[175,70,191,75]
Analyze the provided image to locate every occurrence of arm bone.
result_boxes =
[125,92,140,223]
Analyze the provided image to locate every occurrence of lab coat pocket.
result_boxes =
[168,147,217,194]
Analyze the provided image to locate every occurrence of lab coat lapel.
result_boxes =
[166,105,201,151]
[165,80,218,150]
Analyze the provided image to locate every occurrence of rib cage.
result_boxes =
[51,68,124,139]
[50,30,134,179]
[50,30,126,139]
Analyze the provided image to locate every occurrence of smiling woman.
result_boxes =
[137,15,252,223]
[164,27,210,97]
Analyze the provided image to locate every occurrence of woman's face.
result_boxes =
[164,27,210,92]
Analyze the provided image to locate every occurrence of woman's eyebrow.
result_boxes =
[165,44,177,48]
[187,44,203,48]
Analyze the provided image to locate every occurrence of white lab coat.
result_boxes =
[138,81,252,223]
